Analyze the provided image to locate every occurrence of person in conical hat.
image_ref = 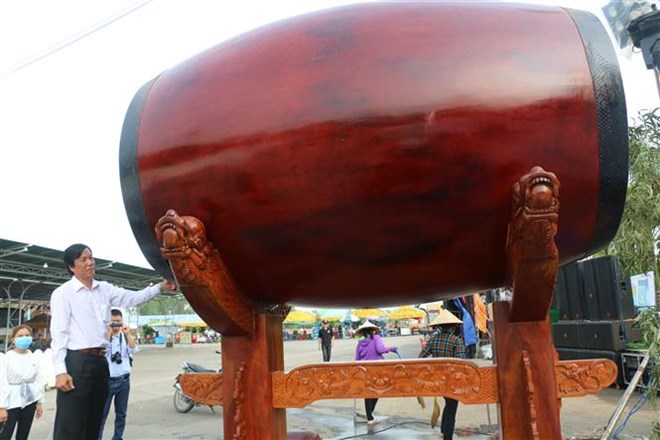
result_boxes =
[419,308,466,440]
[428,309,463,327]
[354,320,380,337]
[354,320,397,425]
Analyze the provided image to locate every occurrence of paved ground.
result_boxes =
[29,337,656,439]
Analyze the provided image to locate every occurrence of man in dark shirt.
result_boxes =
[419,309,466,440]
[317,320,334,362]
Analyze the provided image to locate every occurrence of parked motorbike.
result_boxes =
[173,350,222,413]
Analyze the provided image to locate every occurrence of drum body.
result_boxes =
[120,2,627,307]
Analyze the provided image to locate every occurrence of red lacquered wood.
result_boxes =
[221,314,286,439]
[121,2,626,307]
[493,302,562,439]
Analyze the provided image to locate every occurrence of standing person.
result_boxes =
[0,325,44,440]
[418,309,466,440]
[50,243,176,440]
[98,309,137,440]
[453,298,478,358]
[354,321,397,425]
[317,320,334,362]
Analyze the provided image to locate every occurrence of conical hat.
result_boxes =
[355,320,380,335]
[429,309,463,327]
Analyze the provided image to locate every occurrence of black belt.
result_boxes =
[73,347,107,356]
[110,373,130,381]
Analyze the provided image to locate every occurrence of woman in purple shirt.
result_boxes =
[354,321,397,425]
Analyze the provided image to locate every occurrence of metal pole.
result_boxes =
[601,332,657,439]
[2,280,16,352]
[486,404,492,431]
[4,307,10,352]
[17,285,27,325]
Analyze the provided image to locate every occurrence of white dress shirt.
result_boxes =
[50,276,161,375]
[106,333,138,378]
[0,350,45,410]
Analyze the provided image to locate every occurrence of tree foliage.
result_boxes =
[635,307,660,439]
[599,109,660,279]
[137,295,192,316]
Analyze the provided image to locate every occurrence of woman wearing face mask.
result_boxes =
[0,325,44,440]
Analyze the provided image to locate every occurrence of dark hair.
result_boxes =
[363,328,377,338]
[63,244,92,275]
[111,309,123,317]
[12,324,33,338]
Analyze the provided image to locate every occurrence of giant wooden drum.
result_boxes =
[120,2,627,307]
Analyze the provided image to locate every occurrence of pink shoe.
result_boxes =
[367,418,380,426]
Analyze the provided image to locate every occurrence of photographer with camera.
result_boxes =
[98,309,137,440]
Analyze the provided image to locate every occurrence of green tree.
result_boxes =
[138,295,192,316]
[599,109,660,280]
[636,308,660,439]
[141,324,157,338]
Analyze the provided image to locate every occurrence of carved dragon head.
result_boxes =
[511,166,560,221]
[155,209,211,270]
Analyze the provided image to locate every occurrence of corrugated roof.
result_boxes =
[0,238,169,303]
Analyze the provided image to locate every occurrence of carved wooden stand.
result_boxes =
[155,167,617,440]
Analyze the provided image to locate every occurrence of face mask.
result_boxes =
[15,336,32,350]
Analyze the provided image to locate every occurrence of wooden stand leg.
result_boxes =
[222,313,287,439]
[493,301,561,439]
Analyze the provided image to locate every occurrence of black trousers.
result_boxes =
[321,345,332,362]
[441,397,459,440]
[0,401,37,440]
[54,350,110,440]
[364,398,378,421]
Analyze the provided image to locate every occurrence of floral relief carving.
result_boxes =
[272,359,498,408]
[556,359,617,398]
[232,362,247,440]
[174,359,616,410]
[178,373,223,406]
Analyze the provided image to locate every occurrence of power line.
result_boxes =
[0,0,153,79]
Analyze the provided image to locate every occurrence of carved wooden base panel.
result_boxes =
[273,359,497,408]
[177,357,617,410]
[555,358,618,398]
[179,373,223,406]
[272,358,616,408]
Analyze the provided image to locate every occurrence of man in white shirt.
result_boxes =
[50,244,176,440]
[98,309,137,440]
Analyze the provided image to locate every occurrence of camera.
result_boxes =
[111,351,123,364]
[110,322,122,328]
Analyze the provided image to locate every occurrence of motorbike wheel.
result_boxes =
[173,388,195,413]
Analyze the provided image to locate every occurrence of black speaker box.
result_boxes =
[552,321,581,349]
[580,256,635,321]
[564,262,586,320]
[578,320,626,352]
[554,268,571,320]
[622,319,643,344]
[555,347,582,361]
[580,261,601,320]
[554,262,586,320]
[604,258,635,320]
